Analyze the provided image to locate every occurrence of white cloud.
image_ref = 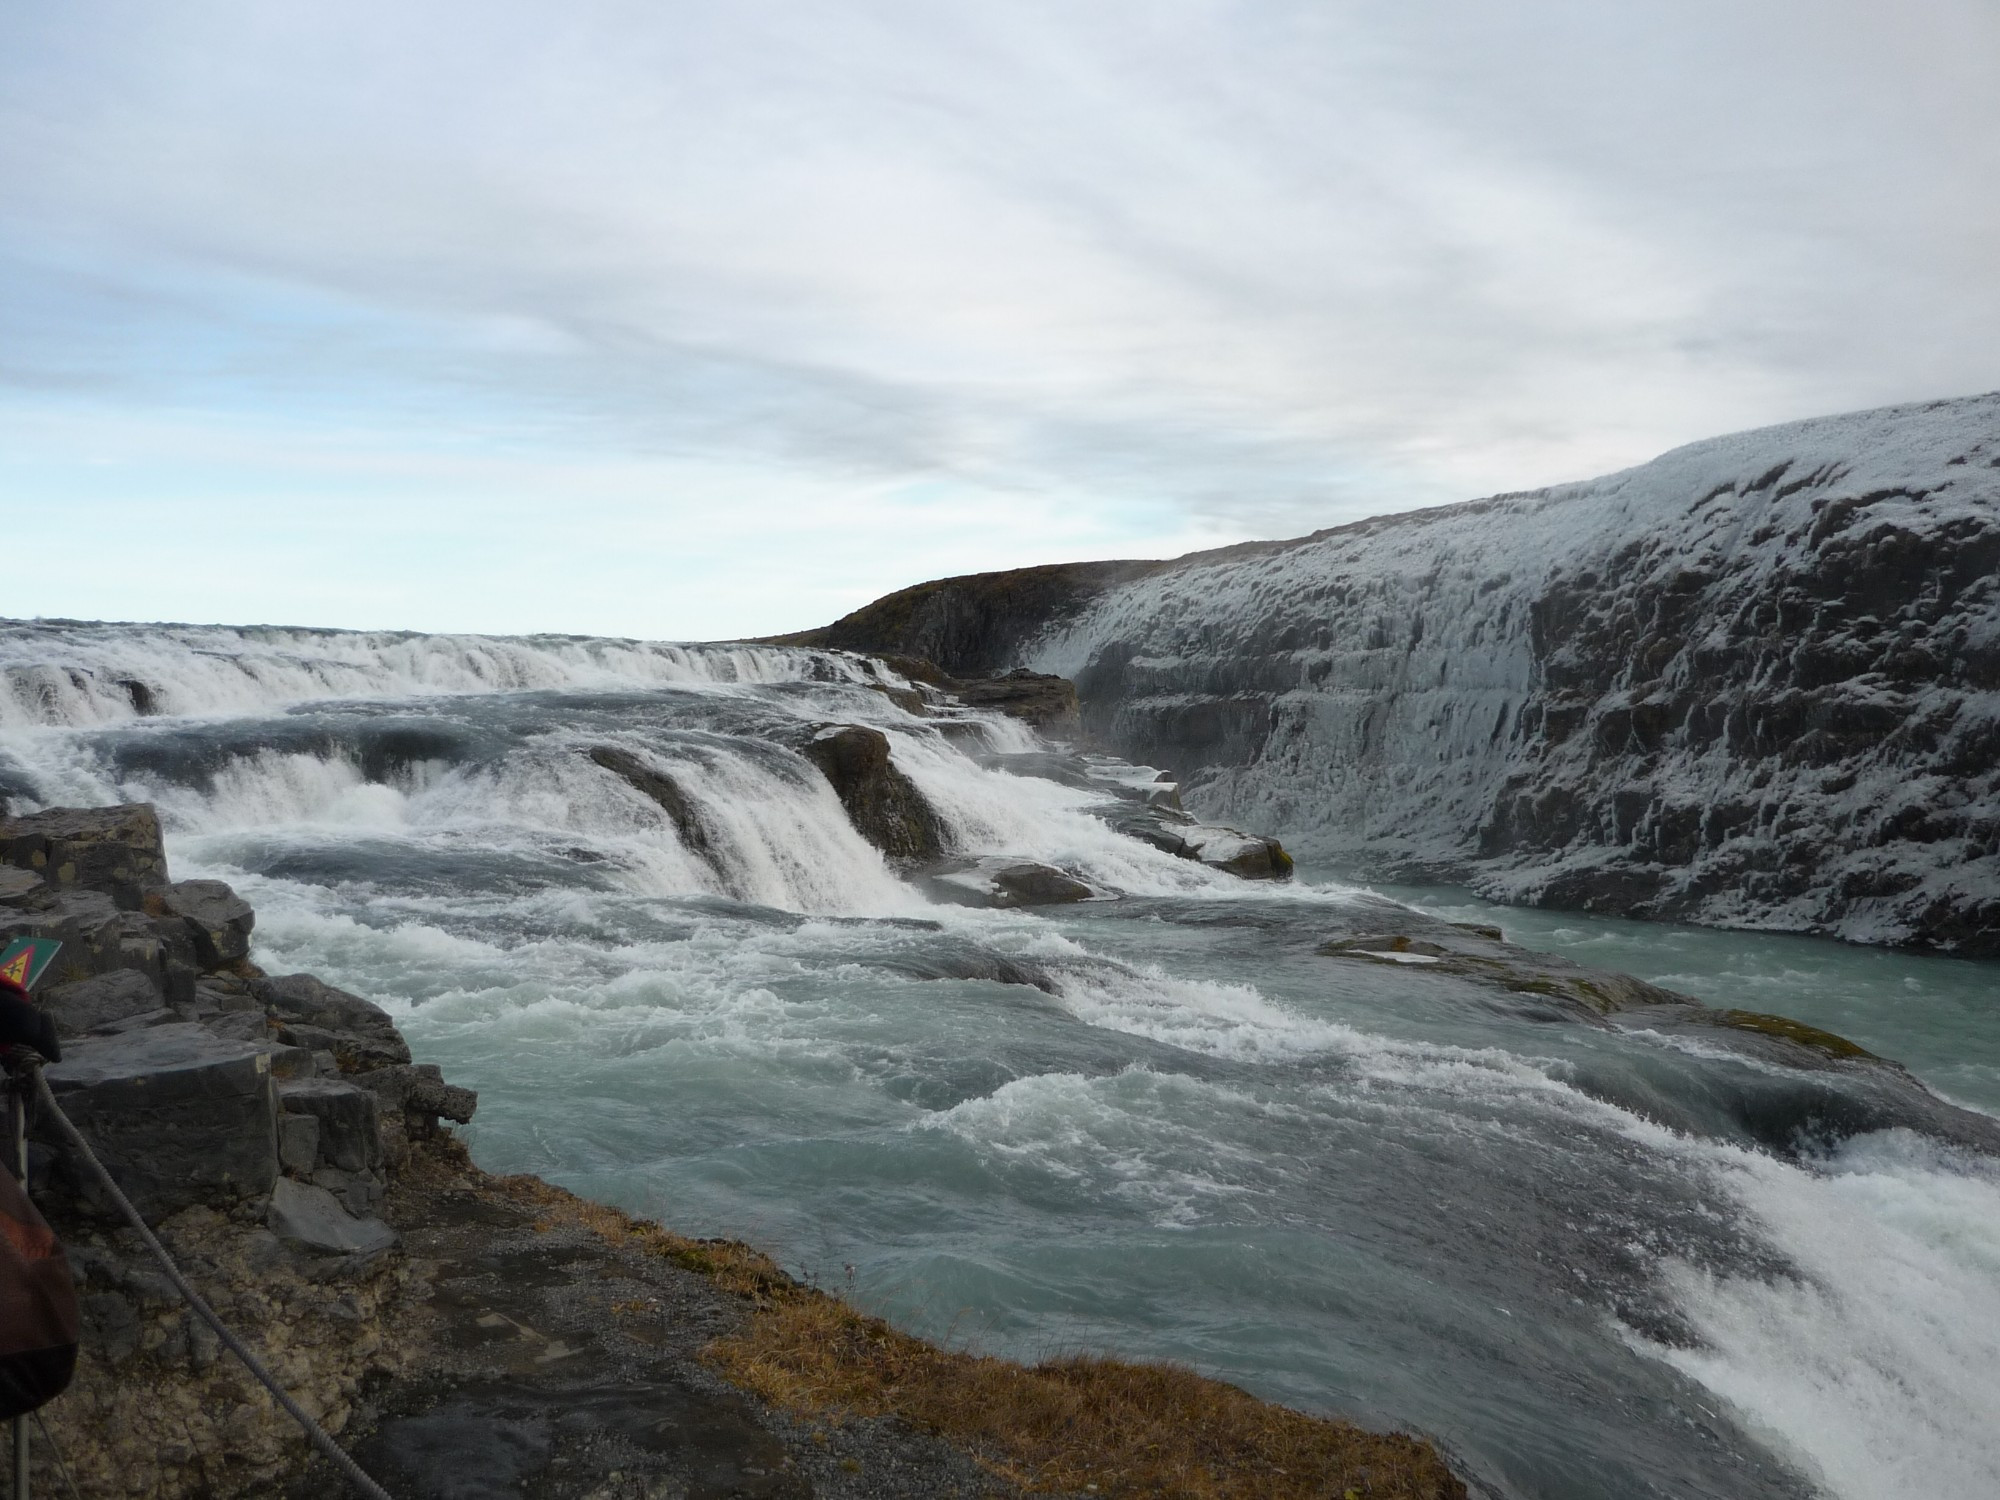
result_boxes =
[2,0,1996,634]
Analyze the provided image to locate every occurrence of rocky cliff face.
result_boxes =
[901,394,2000,954]
[777,560,1158,675]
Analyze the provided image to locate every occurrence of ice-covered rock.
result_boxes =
[1017,393,2000,953]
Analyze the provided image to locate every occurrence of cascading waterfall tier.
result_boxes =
[4,618,1998,1500]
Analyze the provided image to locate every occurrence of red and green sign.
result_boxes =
[0,938,62,992]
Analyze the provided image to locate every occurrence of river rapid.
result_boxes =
[6,621,1998,1500]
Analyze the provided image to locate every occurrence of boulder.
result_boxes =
[353,1063,478,1126]
[39,969,165,1037]
[0,885,200,1004]
[1180,826,1295,881]
[156,879,255,969]
[278,1078,385,1173]
[255,972,411,1072]
[0,803,170,910]
[191,974,264,1017]
[265,1178,398,1258]
[1094,802,1294,880]
[38,1024,278,1220]
[801,725,946,862]
[921,857,1095,909]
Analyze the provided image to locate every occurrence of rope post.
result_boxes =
[9,1075,29,1500]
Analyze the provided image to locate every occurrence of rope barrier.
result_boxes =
[24,1065,395,1500]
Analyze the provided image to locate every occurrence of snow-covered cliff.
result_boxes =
[1027,393,2000,954]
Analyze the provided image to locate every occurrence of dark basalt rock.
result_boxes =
[354,1062,478,1128]
[256,972,413,1072]
[0,802,170,910]
[38,1024,280,1220]
[799,724,946,862]
[0,885,197,1001]
[265,1178,398,1258]
[279,1077,385,1173]
[39,968,165,1037]
[156,877,255,969]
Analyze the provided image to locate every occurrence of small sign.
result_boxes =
[0,937,62,993]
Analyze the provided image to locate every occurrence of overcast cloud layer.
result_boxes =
[4,1,1997,637]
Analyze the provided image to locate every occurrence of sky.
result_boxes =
[3,1,1998,640]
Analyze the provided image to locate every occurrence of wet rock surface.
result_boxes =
[918,857,1098,909]
[800,724,946,863]
[1307,901,2000,1158]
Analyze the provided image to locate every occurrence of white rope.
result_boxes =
[27,1067,395,1500]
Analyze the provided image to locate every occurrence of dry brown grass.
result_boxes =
[495,1173,1467,1500]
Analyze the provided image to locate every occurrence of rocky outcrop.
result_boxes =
[0,803,171,909]
[155,879,255,968]
[255,972,412,1072]
[808,394,2000,952]
[777,560,1159,676]
[41,1025,282,1220]
[943,669,1081,735]
[799,724,947,862]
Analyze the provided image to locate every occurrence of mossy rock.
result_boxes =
[1705,1009,1878,1061]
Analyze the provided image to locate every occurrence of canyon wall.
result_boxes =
[836,394,2000,953]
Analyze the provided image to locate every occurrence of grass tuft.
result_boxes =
[502,1174,1467,1499]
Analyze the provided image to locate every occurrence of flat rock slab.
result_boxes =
[41,1023,278,1219]
[267,1177,399,1258]
[291,1164,1007,1500]
[40,968,165,1036]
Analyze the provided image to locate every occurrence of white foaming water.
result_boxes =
[1638,1132,2000,1500]
[886,729,1241,897]
[568,738,916,913]
[13,619,2000,1497]
[155,750,424,832]
[0,620,891,728]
